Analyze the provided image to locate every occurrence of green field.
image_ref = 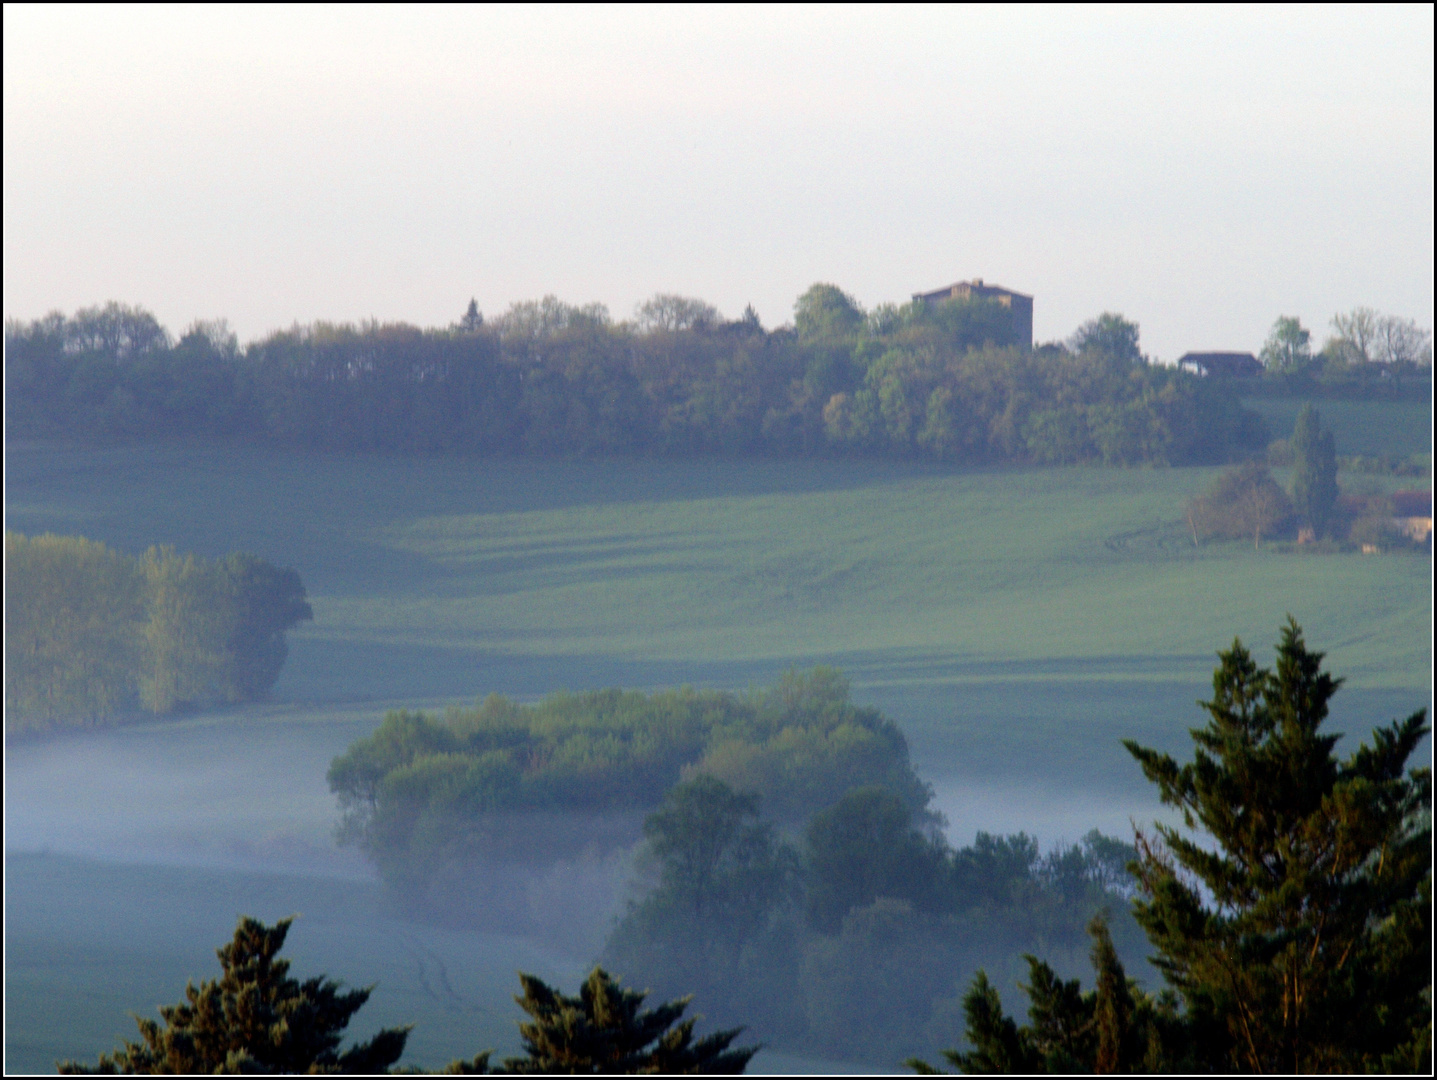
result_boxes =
[5,434,1431,1072]
[1242,396,1432,458]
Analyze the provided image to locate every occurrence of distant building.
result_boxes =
[1391,490,1432,546]
[913,279,1033,350]
[1177,352,1263,378]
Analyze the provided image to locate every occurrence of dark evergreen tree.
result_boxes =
[906,915,1184,1074]
[1124,619,1431,1072]
[58,916,409,1074]
[1289,403,1339,538]
[459,298,484,333]
[443,966,757,1074]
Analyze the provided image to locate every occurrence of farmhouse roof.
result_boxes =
[1391,490,1432,518]
[913,279,1032,303]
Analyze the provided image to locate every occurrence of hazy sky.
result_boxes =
[4,4,1432,359]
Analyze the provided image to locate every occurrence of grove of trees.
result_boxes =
[6,292,1269,466]
[4,532,312,733]
[326,669,933,910]
[601,778,1143,1065]
[1186,403,1425,552]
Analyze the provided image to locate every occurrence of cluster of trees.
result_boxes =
[59,916,753,1075]
[327,669,932,908]
[4,532,312,733]
[1186,403,1421,552]
[601,778,1143,1064]
[1258,309,1432,390]
[6,293,1268,465]
[328,669,1142,1061]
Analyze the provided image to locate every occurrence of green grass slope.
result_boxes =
[1242,396,1431,458]
[7,441,1429,754]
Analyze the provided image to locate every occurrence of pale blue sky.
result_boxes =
[4,4,1432,359]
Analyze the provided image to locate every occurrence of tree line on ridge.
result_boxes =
[6,289,1268,465]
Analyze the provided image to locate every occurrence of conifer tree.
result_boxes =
[906,915,1182,1074]
[1289,403,1338,537]
[445,966,757,1074]
[1124,619,1431,1072]
[58,916,409,1074]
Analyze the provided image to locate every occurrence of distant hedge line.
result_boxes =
[6,291,1267,465]
[4,532,312,734]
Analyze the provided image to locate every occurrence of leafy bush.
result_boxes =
[1185,462,1294,548]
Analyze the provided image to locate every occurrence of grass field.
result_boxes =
[5,430,1431,1072]
[1241,396,1432,459]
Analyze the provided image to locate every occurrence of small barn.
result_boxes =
[1176,352,1263,378]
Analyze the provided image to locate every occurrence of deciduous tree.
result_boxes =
[1259,315,1312,375]
[1186,462,1293,549]
[1068,313,1142,366]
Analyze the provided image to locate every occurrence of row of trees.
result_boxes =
[59,917,754,1074]
[61,622,1430,1073]
[1258,308,1431,385]
[6,292,1267,465]
[4,532,312,733]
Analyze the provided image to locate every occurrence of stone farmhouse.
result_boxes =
[1176,352,1263,378]
[913,279,1033,350]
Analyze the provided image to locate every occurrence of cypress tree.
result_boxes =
[1124,619,1431,1072]
[1289,403,1338,538]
